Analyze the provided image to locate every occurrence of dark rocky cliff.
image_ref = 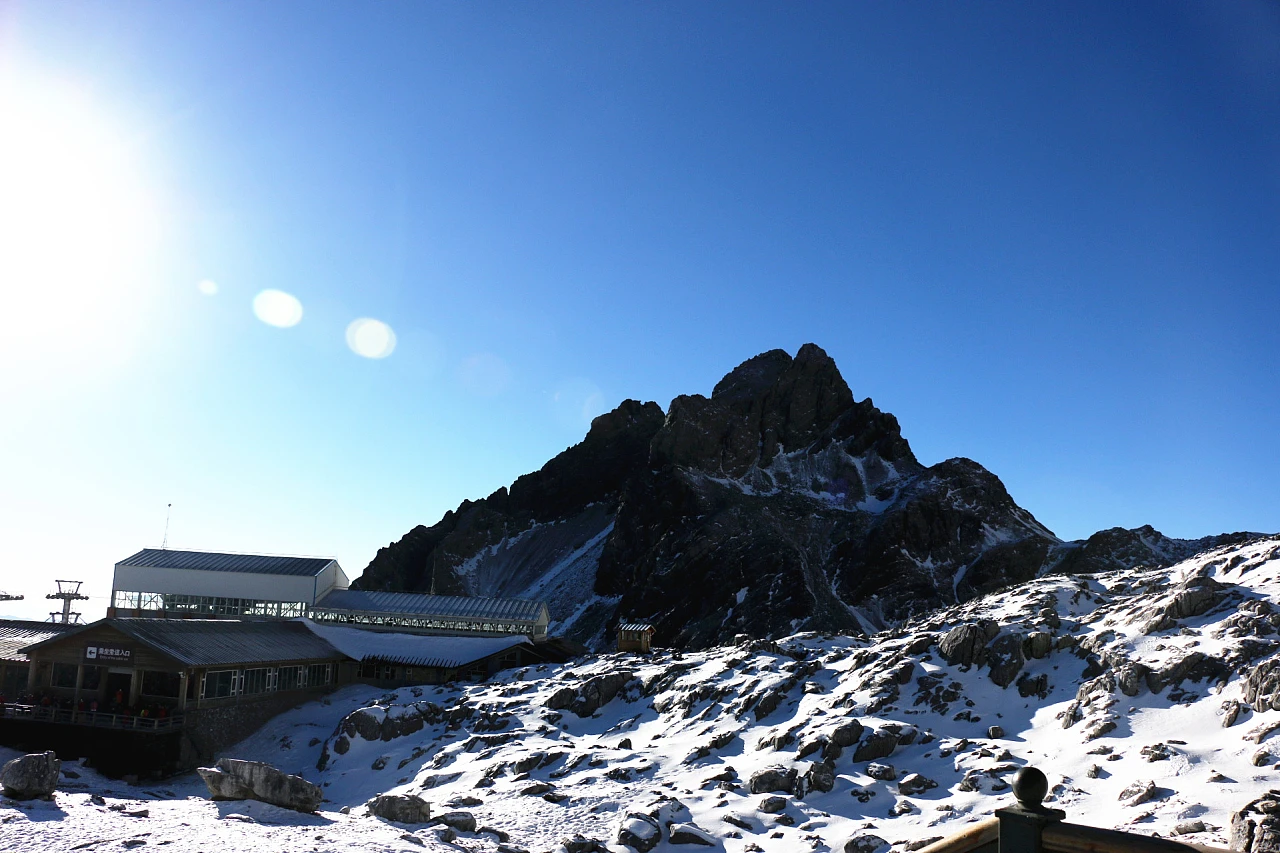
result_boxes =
[353,344,1251,649]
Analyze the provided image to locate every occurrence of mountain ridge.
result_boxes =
[353,344,1260,649]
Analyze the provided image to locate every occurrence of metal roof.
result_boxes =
[618,623,655,633]
[116,549,335,577]
[0,620,76,663]
[316,589,546,623]
[305,622,530,669]
[21,619,343,668]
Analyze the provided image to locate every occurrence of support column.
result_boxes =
[26,661,38,693]
[178,671,188,711]
[72,664,85,718]
[128,668,143,706]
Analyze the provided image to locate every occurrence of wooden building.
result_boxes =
[19,617,345,712]
[617,622,656,653]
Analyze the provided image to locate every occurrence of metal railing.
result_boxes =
[0,703,186,732]
[915,768,1230,853]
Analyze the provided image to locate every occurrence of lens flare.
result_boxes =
[252,289,303,328]
[459,352,512,396]
[345,318,397,359]
[197,279,218,296]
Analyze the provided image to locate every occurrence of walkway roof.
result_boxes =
[316,589,546,623]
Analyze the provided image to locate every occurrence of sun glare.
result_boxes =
[0,73,160,369]
[252,289,304,328]
[345,317,396,359]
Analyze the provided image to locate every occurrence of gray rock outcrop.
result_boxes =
[749,766,797,795]
[197,758,323,813]
[369,794,433,823]
[0,751,60,800]
[1232,791,1280,853]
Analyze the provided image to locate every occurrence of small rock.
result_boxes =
[1118,780,1157,807]
[562,834,605,853]
[844,836,889,853]
[437,810,477,832]
[988,726,1004,740]
[1175,821,1206,836]
[898,774,937,796]
[521,782,554,796]
[669,823,716,846]
[759,796,788,814]
[866,763,896,782]
[1256,749,1275,767]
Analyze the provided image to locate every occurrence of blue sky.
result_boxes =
[1,2,1277,619]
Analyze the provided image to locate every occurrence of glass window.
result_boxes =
[204,669,237,699]
[277,666,303,691]
[141,670,181,697]
[52,663,78,688]
[306,663,330,687]
[242,668,269,695]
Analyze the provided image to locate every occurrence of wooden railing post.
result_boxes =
[996,767,1065,853]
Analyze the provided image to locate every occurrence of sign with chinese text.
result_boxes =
[84,645,132,664]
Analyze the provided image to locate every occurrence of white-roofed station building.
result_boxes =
[109,549,350,619]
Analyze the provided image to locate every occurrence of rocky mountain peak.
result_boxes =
[652,343,889,478]
[354,344,1259,651]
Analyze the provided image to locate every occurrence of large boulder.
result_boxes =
[1233,791,1280,853]
[369,794,433,823]
[986,633,1026,688]
[197,758,323,813]
[938,623,995,668]
[0,751,60,800]
[796,762,835,798]
[748,766,797,795]
[852,729,899,763]
[617,813,662,853]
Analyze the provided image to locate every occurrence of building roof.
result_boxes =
[0,620,76,664]
[116,549,335,578]
[316,589,546,623]
[21,618,344,668]
[618,623,655,633]
[304,621,531,669]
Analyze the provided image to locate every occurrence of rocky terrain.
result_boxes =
[354,344,1252,649]
[7,534,1280,853]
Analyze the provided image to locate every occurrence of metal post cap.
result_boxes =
[1013,766,1048,809]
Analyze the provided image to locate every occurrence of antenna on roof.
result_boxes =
[46,580,88,624]
[162,502,172,549]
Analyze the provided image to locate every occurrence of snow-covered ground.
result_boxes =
[4,535,1280,853]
